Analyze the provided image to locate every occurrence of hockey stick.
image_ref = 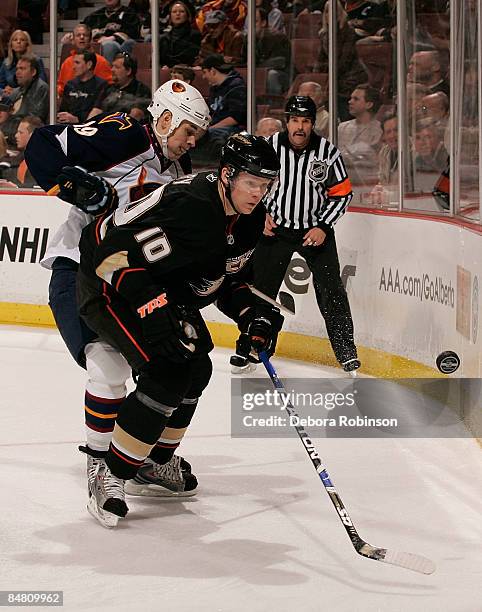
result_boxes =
[230,286,294,372]
[258,351,436,575]
[247,285,295,316]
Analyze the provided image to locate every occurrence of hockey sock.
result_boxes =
[84,390,124,452]
[106,390,175,480]
[149,398,198,464]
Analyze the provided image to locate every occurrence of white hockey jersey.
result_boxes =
[25,112,191,268]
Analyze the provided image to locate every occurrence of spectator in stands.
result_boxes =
[412,120,447,175]
[255,116,282,137]
[159,1,201,68]
[406,81,429,114]
[316,0,368,121]
[407,50,449,97]
[200,53,246,156]
[255,0,285,34]
[0,93,16,146]
[197,0,247,34]
[8,115,43,188]
[128,0,152,40]
[297,81,329,138]
[170,64,196,84]
[57,24,113,98]
[338,83,382,181]
[252,8,291,95]
[370,110,397,206]
[18,0,48,45]
[132,0,173,40]
[0,131,15,184]
[417,90,449,148]
[9,55,49,125]
[89,52,151,121]
[0,30,47,94]
[345,0,392,40]
[58,51,109,124]
[199,10,245,64]
[83,0,141,64]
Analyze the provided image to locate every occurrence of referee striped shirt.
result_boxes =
[265,131,353,231]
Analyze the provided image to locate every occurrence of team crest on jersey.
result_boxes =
[98,112,133,131]
[308,158,329,183]
[226,249,254,274]
[189,276,225,296]
[206,173,217,182]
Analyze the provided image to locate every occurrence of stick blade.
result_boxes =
[357,543,436,574]
[381,549,436,575]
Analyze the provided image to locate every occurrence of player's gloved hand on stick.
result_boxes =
[57,165,118,215]
[235,304,284,364]
[136,291,198,363]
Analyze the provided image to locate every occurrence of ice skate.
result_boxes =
[125,455,198,498]
[86,455,128,528]
[341,358,361,377]
[230,354,257,375]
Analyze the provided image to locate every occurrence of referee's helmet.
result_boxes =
[285,95,317,122]
[220,132,280,180]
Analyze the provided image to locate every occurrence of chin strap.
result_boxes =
[222,169,242,214]
[152,120,172,159]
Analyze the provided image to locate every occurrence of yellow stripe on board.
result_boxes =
[3,301,481,444]
[0,303,56,328]
[0,301,439,379]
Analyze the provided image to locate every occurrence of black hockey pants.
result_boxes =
[253,227,357,364]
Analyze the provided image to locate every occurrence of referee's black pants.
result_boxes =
[253,227,357,364]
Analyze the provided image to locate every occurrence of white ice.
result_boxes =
[0,326,481,612]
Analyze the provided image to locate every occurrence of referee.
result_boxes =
[253,95,360,372]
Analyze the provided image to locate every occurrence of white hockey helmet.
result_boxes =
[148,79,211,134]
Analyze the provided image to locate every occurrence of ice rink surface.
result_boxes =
[0,325,481,612]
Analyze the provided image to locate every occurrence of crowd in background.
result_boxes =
[0,0,456,206]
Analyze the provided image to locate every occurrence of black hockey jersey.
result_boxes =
[78,171,265,319]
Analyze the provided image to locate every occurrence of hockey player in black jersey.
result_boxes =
[75,132,282,527]
[25,81,214,499]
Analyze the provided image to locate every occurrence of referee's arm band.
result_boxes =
[326,178,352,197]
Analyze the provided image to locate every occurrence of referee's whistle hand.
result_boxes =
[303,227,326,247]
[263,213,277,236]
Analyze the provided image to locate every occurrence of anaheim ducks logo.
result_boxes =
[189,276,225,296]
[226,249,254,274]
[308,158,329,183]
[232,133,252,145]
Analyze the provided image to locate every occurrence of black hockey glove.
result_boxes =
[137,292,198,363]
[234,304,284,364]
[57,165,118,215]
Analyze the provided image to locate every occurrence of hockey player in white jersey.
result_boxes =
[25,80,211,503]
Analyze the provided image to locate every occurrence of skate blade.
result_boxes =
[87,496,123,528]
[125,482,197,498]
[231,362,257,375]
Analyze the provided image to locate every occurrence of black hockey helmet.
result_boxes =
[220,132,280,180]
[285,95,317,122]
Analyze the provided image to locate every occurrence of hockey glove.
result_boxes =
[137,292,198,363]
[57,165,118,215]
[234,304,284,364]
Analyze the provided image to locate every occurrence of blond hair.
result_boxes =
[5,30,33,68]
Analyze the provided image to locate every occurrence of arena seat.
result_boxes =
[286,72,328,98]
[132,42,151,69]
[291,39,321,74]
[292,13,323,39]
[236,67,268,96]
[356,41,393,101]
